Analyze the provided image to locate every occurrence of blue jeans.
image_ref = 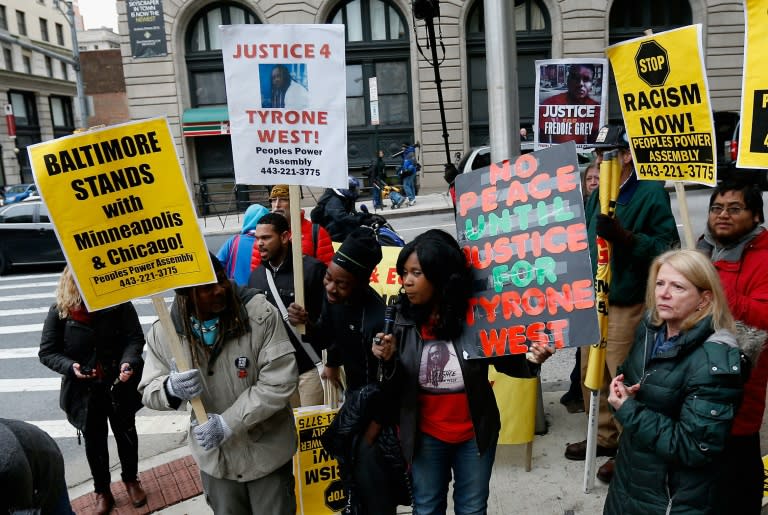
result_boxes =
[372,184,383,208]
[411,433,497,515]
[403,174,416,201]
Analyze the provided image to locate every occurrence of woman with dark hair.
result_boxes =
[372,229,552,514]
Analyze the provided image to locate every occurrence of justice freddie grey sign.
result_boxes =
[127,0,168,58]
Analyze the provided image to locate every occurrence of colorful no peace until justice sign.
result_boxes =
[454,142,599,359]
[28,118,215,311]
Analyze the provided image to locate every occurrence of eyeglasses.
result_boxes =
[709,205,747,216]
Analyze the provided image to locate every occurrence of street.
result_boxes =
[0,186,760,499]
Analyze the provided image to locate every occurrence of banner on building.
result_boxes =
[126,0,168,58]
[534,58,608,150]
[737,0,768,169]
[221,25,348,188]
[606,25,717,186]
[27,118,214,311]
[453,142,599,359]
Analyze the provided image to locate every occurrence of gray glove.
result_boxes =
[165,361,203,401]
[193,414,233,451]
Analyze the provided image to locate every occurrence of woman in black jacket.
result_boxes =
[38,266,146,514]
[373,230,552,515]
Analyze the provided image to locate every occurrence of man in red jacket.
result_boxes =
[697,182,768,514]
[251,185,334,270]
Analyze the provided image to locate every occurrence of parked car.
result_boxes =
[3,183,38,204]
[456,144,592,176]
[720,119,768,189]
[0,200,65,274]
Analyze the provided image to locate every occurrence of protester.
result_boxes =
[0,418,74,515]
[373,229,552,514]
[398,143,419,206]
[310,176,365,242]
[697,182,768,514]
[216,203,269,286]
[561,159,601,414]
[604,249,748,515]
[39,266,147,514]
[566,124,680,483]
[539,64,600,145]
[268,184,334,266]
[368,150,387,210]
[248,212,327,407]
[139,254,298,513]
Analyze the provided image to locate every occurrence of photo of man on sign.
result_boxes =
[260,63,309,109]
[536,59,608,149]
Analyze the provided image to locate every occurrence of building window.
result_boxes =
[50,96,74,137]
[465,0,552,146]
[8,90,41,183]
[55,22,64,45]
[60,60,67,79]
[328,0,413,166]
[22,54,31,74]
[44,56,53,77]
[185,2,261,108]
[39,18,49,42]
[0,6,7,31]
[607,0,691,122]
[2,46,12,71]
[16,10,26,36]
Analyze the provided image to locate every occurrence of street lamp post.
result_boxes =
[54,0,88,129]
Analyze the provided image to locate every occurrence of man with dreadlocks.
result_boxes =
[139,253,298,513]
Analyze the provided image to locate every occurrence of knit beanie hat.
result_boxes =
[175,252,225,296]
[269,184,290,200]
[333,227,382,280]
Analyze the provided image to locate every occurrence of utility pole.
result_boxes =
[484,0,520,164]
[54,0,88,128]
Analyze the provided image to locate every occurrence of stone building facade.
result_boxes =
[116,0,747,192]
[0,0,77,187]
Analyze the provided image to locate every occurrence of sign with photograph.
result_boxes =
[221,25,348,188]
[535,58,608,150]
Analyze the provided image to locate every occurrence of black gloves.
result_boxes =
[596,214,634,247]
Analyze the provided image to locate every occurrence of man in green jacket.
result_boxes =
[564,125,680,482]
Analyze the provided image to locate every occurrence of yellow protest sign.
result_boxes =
[293,406,344,514]
[737,0,768,169]
[28,118,214,311]
[606,25,717,186]
[332,243,402,304]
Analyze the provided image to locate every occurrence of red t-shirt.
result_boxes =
[418,325,474,443]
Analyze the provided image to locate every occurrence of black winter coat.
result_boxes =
[313,189,361,243]
[38,303,145,431]
[385,309,538,463]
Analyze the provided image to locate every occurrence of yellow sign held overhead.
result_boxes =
[606,25,717,186]
[28,118,215,311]
[738,0,768,169]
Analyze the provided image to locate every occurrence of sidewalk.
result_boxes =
[68,392,614,515]
[195,185,455,236]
